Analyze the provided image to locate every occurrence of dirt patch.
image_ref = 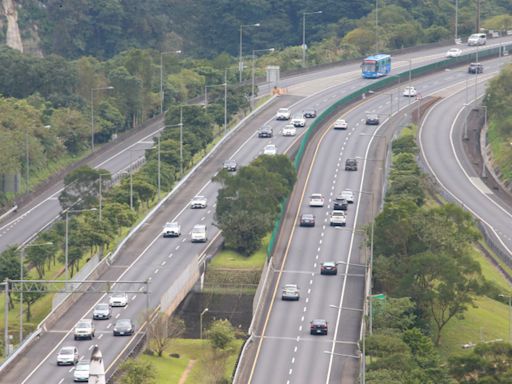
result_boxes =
[178,359,196,384]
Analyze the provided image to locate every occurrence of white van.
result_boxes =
[467,33,486,46]
[191,224,207,243]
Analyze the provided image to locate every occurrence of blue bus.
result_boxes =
[361,54,391,79]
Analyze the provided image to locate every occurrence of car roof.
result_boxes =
[322,261,336,266]
[111,292,126,296]
[60,346,76,352]
[301,213,314,217]
[284,284,298,289]
[312,319,327,324]
[311,193,323,197]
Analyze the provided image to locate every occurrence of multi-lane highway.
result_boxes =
[0,36,508,254]
[2,37,512,383]
[245,56,512,384]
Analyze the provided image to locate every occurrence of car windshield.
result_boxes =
[117,319,131,327]
[76,363,89,371]
[60,347,74,355]
[192,227,204,233]
[323,262,335,267]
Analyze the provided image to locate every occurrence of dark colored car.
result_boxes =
[365,114,380,125]
[299,213,315,227]
[320,261,338,275]
[113,319,135,336]
[333,197,348,211]
[303,109,317,118]
[468,62,483,74]
[310,319,328,335]
[345,159,358,171]
[258,125,273,138]
[223,160,237,172]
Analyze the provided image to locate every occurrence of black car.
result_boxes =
[258,125,273,138]
[333,197,348,211]
[320,261,338,275]
[299,213,315,227]
[366,114,380,125]
[113,319,135,336]
[310,319,328,335]
[468,62,483,74]
[345,159,358,171]
[223,160,237,172]
[303,109,317,118]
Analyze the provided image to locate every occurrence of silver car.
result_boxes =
[282,284,300,301]
[92,303,111,320]
[56,346,78,366]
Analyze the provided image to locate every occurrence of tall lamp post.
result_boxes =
[157,123,183,200]
[159,50,182,114]
[251,48,275,109]
[239,23,260,83]
[200,307,209,340]
[204,80,228,134]
[302,11,322,68]
[19,242,53,342]
[91,86,114,152]
[65,208,97,282]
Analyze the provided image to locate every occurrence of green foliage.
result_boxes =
[215,155,295,255]
[207,319,235,350]
[373,297,416,332]
[0,246,22,282]
[118,358,156,384]
[59,166,110,211]
[449,342,512,383]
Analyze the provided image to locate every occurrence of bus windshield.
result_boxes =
[362,60,377,73]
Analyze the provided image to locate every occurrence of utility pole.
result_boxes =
[224,70,228,136]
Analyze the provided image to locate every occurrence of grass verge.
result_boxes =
[138,338,243,383]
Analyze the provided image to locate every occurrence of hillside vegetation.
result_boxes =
[10,0,512,59]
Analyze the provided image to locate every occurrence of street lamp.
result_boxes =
[463,102,471,140]
[91,86,114,152]
[159,50,182,114]
[251,48,275,109]
[200,307,209,339]
[239,23,260,83]
[19,241,53,342]
[302,11,322,67]
[499,294,512,343]
[204,79,228,135]
[481,105,488,178]
[65,208,97,282]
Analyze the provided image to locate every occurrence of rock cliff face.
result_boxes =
[2,0,23,52]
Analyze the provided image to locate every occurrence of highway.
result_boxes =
[0,36,509,254]
[419,63,512,266]
[2,38,512,383]
[246,56,511,384]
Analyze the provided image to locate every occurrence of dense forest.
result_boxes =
[11,0,512,59]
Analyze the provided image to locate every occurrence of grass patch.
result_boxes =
[210,234,269,271]
[471,245,512,292]
[138,338,243,384]
[437,296,509,359]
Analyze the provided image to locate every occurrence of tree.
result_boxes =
[102,202,137,233]
[17,281,46,322]
[449,342,512,383]
[0,246,23,309]
[50,108,90,154]
[59,166,110,211]
[373,297,416,332]
[402,252,481,346]
[118,358,156,384]
[208,319,235,350]
[147,313,185,357]
[25,240,57,279]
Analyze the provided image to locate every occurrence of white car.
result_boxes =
[74,360,90,382]
[330,210,347,227]
[263,144,277,155]
[309,193,325,207]
[403,86,417,97]
[333,119,348,130]
[191,224,207,243]
[446,48,462,58]
[291,114,306,127]
[56,346,78,366]
[282,125,297,136]
[109,292,128,307]
[275,108,291,120]
[190,195,207,209]
[467,33,486,46]
[162,221,181,237]
[340,190,355,203]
